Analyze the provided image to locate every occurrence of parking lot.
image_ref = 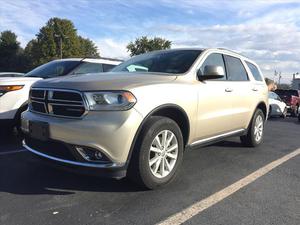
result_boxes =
[0,117,299,225]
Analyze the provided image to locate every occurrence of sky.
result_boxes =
[1,0,300,82]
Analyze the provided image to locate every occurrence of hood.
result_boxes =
[32,72,177,91]
[0,77,42,83]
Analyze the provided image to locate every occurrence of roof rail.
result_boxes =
[217,48,248,58]
[84,57,124,62]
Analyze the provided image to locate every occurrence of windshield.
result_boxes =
[111,50,202,74]
[26,60,81,78]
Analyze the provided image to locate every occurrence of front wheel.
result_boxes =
[128,116,184,189]
[240,109,265,147]
[281,107,287,118]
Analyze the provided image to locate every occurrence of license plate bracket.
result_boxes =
[29,121,49,141]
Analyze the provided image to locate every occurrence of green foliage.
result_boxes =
[78,36,100,58]
[0,18,100,72]
[25,17,100,68]
[127,36,172,56]
[0,30,24,72]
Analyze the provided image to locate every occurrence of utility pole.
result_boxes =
[54,34,68,59]
[278,72,282,85]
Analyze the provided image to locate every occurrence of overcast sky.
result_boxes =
[1,0,300,82]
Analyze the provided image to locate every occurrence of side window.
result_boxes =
[103,64,116,72]
[199,53,226,80]
[224,55,249,81]
[274,93,282,101]
[246,61,263,81]
[268,92,275,99]
[71,62,103,75]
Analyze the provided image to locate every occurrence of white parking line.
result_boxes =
[157,148,300,225]
[0,149,27,155]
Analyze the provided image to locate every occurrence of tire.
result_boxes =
[281,107,287,118]
[14,104,28,136]
[291,105,298,117]
[268,106,272,119]
[240,109,265,147]
[128,116,184,189]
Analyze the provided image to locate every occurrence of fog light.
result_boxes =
[75,146,108,162]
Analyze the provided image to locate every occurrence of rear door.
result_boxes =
[223,55,257,130]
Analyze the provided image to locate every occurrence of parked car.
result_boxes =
[0,58,122,131]
[22,48,268,189]
[268,92,287,118]
[0,72,25,77]
[274,89,300,117]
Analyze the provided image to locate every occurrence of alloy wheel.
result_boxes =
[254,115,264,142]
[148,130,178,178]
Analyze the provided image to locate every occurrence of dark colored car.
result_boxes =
[275,89,300,117]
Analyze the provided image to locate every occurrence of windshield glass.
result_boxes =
[26,60,81,78]
[111,50,202,74]
[70,62,103,75]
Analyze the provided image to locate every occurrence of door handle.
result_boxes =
[252,87,258,91]
[225,88,233,92]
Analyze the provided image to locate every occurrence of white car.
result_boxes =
[268,91,287,118]
[0,58,122,130]
[0,72,24,77]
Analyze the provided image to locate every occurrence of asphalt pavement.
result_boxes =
[0,117,299,225]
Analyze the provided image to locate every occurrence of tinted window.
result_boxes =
[71,62,103,75]
[26,61,80,78]
[268,92,280,100]
[246,62,263,81]
[224,55,249,81]
[199,53,226,80]
[103,64,116,72]
[112,50,202,74]
[275,89,299,97]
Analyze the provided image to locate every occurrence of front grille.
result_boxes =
[25,136,77,161]
[29,89,86,118]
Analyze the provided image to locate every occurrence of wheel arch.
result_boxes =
[256,101,268,119]
[126,104,190,165]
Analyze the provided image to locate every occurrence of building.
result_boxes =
[291,73,300,90]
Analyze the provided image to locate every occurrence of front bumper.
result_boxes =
[21,109,143,174]
[23,140,127,178]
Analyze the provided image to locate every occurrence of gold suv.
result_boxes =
[22,48,268,189]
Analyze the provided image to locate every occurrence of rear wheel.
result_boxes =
[128,116,184,189]
[240,109,265,147]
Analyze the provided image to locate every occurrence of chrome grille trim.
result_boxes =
[29,88,87,119]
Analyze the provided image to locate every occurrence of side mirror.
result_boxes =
[197,65,225,81]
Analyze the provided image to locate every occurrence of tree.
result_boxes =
[25,17,99,67]
[127,36,172,56]
[0,30,22,71]
[78,36,100,58]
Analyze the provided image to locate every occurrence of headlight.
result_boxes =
[0,85,24,96]
[84,91,137,111]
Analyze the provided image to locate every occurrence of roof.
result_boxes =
[0,72,24,75]
[51,57,123,65]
